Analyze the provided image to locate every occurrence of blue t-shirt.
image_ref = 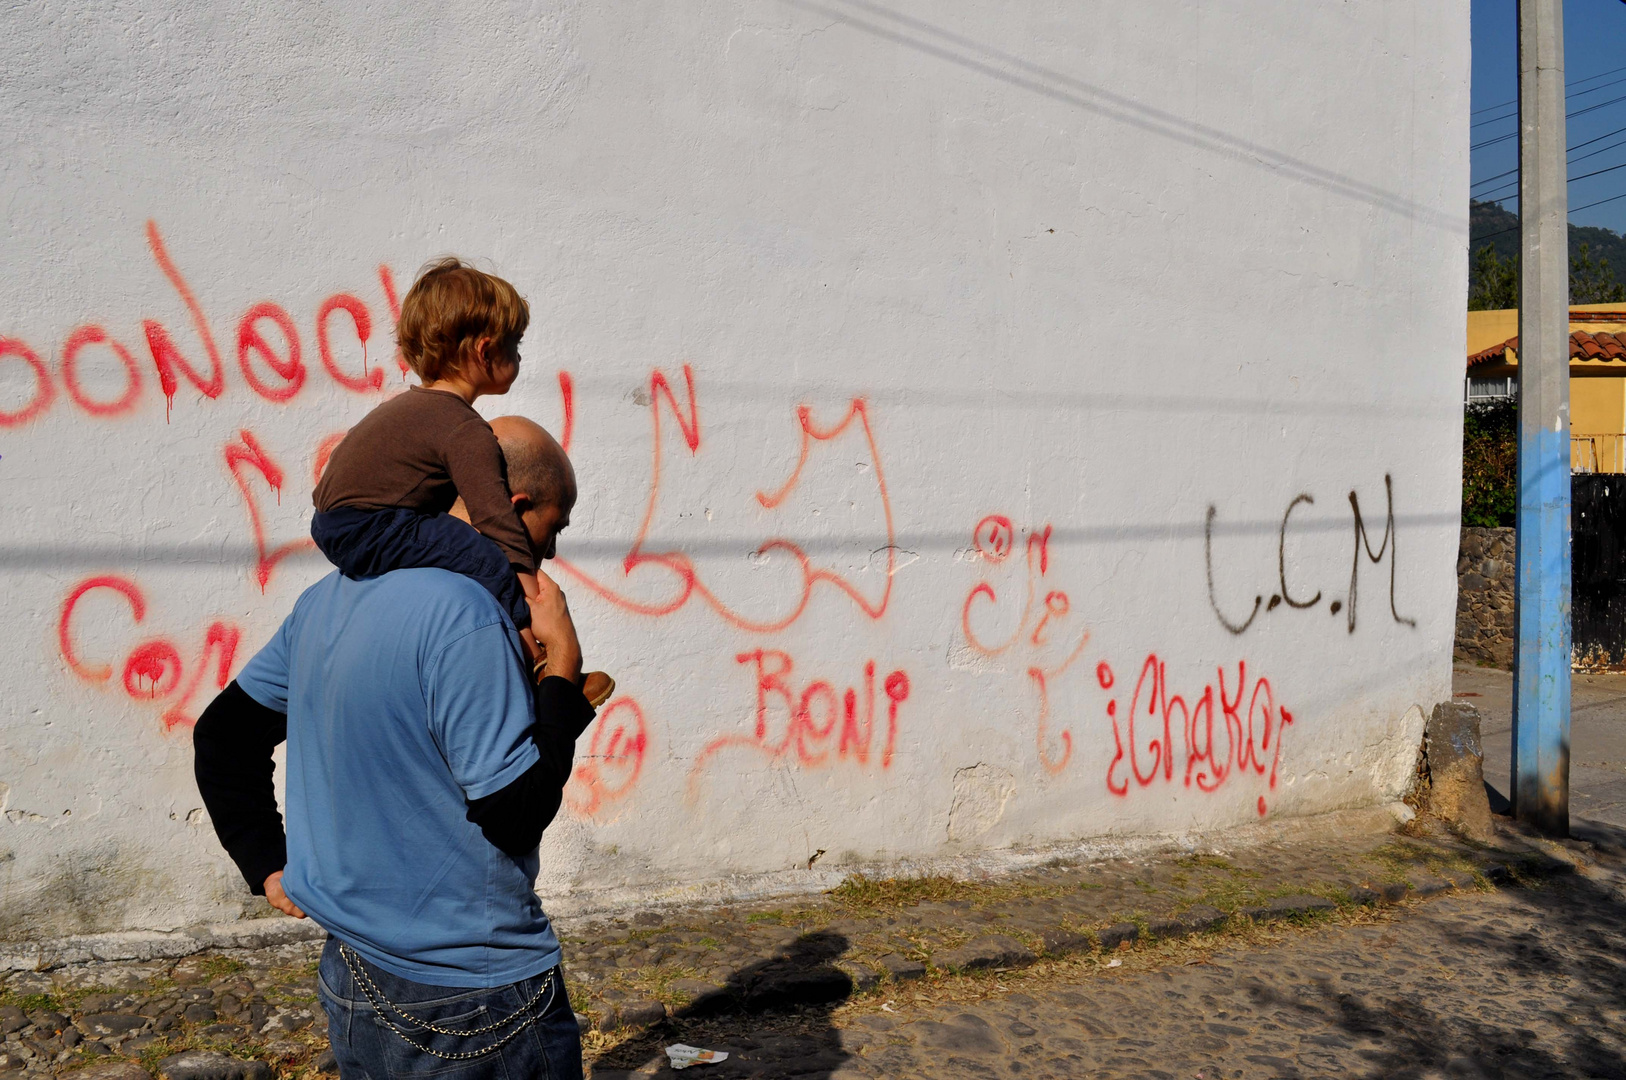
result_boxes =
[236,568,558,988]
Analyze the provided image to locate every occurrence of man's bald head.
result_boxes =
[444,415,576,561]
[491,416,575,516]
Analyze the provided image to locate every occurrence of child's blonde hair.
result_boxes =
[396,258,530,382]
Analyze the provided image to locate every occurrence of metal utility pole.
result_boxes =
[1513,0,1571,836]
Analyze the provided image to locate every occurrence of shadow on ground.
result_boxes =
[1247,816,1626,1080]
[588,930,854,1079]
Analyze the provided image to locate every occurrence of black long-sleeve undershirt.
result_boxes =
[193,682,287,895]
[193,676,595,893]
[464,677,597,855]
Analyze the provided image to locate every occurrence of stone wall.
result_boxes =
[1455,528,1515,668]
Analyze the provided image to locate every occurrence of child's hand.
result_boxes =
[526,569,582,682]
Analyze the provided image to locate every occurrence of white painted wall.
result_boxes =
[0,0,1469,940]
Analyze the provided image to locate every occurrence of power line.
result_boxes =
[1473,168,1517,189]
[1567,134,1626,166]
[1470,125,1626,191]
[1476,158,1626,203]
[1467,70,1626,243]
[1470,62,1626,116]
[1567,122,1626,156]
[1572,189,1626,214]
[1471,186,1626,244]
[1473,95,1626,153]
[1472,222,1519,242]
[1472,105,1518,128]
[1472,75,1626,128]
[1564,91,1626,123]
[1568,122,1626,155]
[1570,159,1626,185]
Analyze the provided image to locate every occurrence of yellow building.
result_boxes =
[1467,303,1626,472]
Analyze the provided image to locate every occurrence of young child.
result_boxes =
[311,257,613,706]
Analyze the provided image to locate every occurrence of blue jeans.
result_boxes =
[317,937,582,1080]
[311,507,531,629]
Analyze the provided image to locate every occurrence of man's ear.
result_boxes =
[510,491,532,511]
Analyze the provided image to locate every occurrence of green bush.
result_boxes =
[1463,399,1517,527]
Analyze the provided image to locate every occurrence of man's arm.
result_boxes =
[465,675,596,856]
[193,681,288,896]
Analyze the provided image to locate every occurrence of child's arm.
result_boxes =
[444,419,539,574]
[516,572,545,668]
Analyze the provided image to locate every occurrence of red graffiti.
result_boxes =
[690,651,909,792]
[61,325,142,417]
[556,370,574,454]
[59,576,145,682]
[962,517,1087,773]
[555,365,896,633]
[1026,667,1073,775]
[973,515,1014,562]
[564,696,650,817]
[145,320,223,421]
[157,622,243,731]
[1100,655,1293,814]
[147,220,227,416]
[123,640,182,699]
[225,430,314,591]
[57,575,242,731]
[316,293,383,393]
[236,302,306,403]
[0,222,403,427]
[0,338,54,427]
[313,431,348,486]
[377,263,408,378]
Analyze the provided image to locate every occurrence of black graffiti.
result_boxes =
[1279,494,1322,610]
[1347,474,1417,633]
[1206,475,1416,636]
[1205,505,1260,634]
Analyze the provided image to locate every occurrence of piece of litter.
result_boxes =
[665,1045,728,1070]
[880,1002,896,1013]
[1106,958,1122,968]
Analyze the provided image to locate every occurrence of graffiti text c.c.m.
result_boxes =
[1206,474,1416,636]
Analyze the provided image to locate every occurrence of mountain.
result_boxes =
[1472,199,1626,283]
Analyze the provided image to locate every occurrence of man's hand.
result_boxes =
[263,871,307,919]
[527,568,583,683]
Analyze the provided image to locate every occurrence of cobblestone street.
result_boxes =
[590,861,1626,1080]
[7,672,1626,1080]
[5,805,1624,1080]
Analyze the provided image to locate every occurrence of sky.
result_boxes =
[1472,0,1626,233]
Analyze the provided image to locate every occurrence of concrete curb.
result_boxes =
[0,919,324,973]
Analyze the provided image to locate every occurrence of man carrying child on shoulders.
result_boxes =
[193,260,603,1080]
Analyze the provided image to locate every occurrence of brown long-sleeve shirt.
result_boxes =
[313,387,537,573]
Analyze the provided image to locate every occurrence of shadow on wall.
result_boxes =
[782,0,1455,229]
[589,930,853,1079]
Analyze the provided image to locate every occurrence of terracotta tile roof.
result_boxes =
[1468,330,1626,368]
[1468,336,1516,367]
[1576,329,1626,360]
